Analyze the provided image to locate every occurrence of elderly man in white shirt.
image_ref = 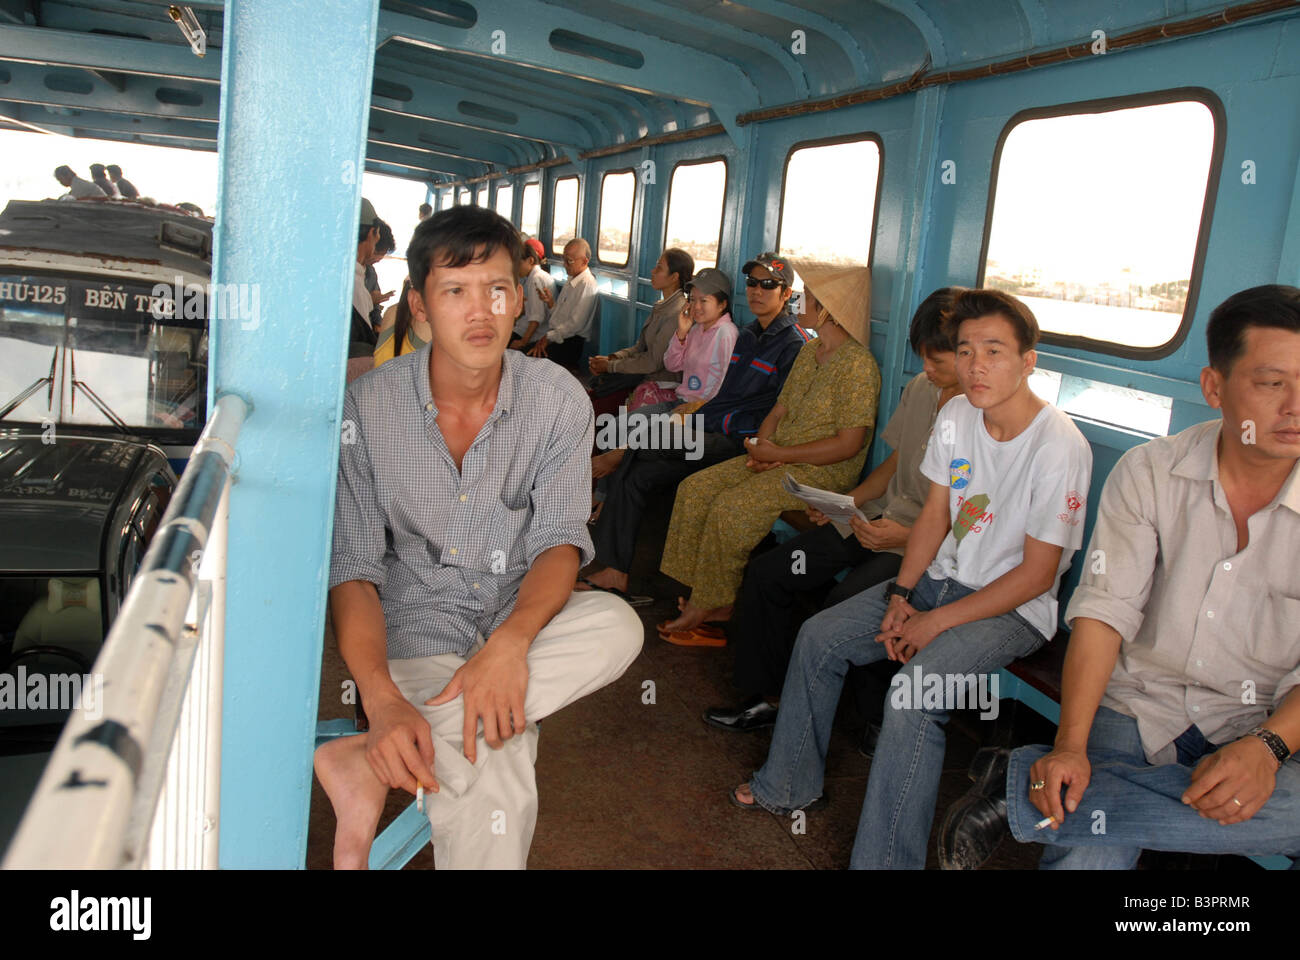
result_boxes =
[529,237,599,370]
[53,165,105,200]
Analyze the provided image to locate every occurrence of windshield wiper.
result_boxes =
[0,346,58,422]
[68,348,129,432]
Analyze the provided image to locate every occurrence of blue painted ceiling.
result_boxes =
[0,0,1294,185]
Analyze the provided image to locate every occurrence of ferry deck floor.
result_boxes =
[307,493,1246,871]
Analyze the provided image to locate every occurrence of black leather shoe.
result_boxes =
[938,747,1012,870]
[857,721,882,759]
[703,696,779,732]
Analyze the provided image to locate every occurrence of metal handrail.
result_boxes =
[2,393,249,869]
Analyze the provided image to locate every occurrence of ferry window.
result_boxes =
[597,170,635,267]
[981,98,1218,354]
[495,183,513,221]
[439,189,452,210]
[457,188,471,206]
[664,159,726,272]
[1030,367,1173,437]
[777,137,879,265]
[476,185,488,208]
[551,176,579,254]
[520,183,541,237]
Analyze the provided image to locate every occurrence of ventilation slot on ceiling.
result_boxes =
[44,72,94,95]
[457,100,517,125]
[372,78,414,102]
[549,29,644,69]
[381,0,477,30]
[156,87,204,107]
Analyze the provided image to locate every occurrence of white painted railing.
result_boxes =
[2,394,247,870]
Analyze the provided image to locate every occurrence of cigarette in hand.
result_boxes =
[1033,815,1055,831]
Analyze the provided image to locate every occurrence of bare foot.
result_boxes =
[592,449,626,479]
[314,736,390,870]
[733,782,758,806]
[659,600,708,634]
[703,604,733,623]
[577,567,630,594]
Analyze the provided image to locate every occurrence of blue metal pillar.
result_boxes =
[212,0,379,867]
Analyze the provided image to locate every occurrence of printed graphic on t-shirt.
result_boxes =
[1057,489,1084,526]
[953,492,993,542]
[688,374,702,391]
[950,457,972,490]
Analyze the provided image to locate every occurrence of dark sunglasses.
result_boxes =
[745,276,783,290]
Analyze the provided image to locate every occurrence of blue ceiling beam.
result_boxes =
[632,0,808,100]
[728,0,872,87]
[875,0,947,67]
[0,23,220,81]
[364,140,488,179]
[11,100,216,142]
[375,2,760,142]
[369,67,594,159]
[0,59,215,121]
[378,43,650,145]
[366,107,530,166]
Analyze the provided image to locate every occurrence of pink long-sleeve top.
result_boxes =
[662,314,739,403]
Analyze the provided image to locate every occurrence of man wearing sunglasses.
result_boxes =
[580,252,808,601]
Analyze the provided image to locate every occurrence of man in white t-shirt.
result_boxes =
[510,236,556,350]
[731,289,1092,869]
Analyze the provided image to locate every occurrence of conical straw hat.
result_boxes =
[786,259,872,345]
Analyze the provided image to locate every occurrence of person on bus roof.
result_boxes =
[89,164,118,198]
[528,237,597,370]
[52,165,105,200]
[577,253,807,604]
[508,236,557,352]
[704,287,964,733]
[731,289,1093,872]
[655,259,880,642]
[106,164,138,200]
[316,204,641,870]
[940,284,1300,870]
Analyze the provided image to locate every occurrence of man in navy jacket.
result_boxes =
[581,253,808,599]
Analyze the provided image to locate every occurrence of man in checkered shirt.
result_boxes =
[315,205,642,869]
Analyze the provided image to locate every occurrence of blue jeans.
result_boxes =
[1008,705,1300,868]
[749,574,1046,869]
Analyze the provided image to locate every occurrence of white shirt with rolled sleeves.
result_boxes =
[1066,419,1300,765]
[919,395,1093,642]
[516,263,556,340]
[545,266,599,343]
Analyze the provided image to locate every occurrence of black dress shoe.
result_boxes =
[857,721,882,759]
[703,696,779,732]
[938,747,1012,870]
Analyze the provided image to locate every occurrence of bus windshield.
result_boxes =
[0,275,207,438]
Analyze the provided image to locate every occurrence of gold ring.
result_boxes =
[1030,780,1046,790]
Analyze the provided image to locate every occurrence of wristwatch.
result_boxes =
[884,580,914,605]
[1245,726,1292,767]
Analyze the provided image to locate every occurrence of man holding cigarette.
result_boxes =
[940,285,1300,869]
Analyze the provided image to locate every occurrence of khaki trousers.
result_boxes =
[387,590,642,869]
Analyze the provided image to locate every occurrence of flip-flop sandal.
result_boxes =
[577,577,653,607]
[660,625,727,647]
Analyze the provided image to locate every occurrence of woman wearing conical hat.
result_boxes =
[657,259,882,641]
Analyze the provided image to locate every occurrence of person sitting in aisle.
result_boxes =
[509,237,557,352]
[315,204,642,870]
[656,260,880,644]
[705,286,963,729]
[106,164,138,199]
[52,165,104,199]
[529,237,598,371]
[938,284,1300,871]
[729,289,1093,873]
[587,248,692,418]
[418,202,432,221]
[578,253,807,603]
